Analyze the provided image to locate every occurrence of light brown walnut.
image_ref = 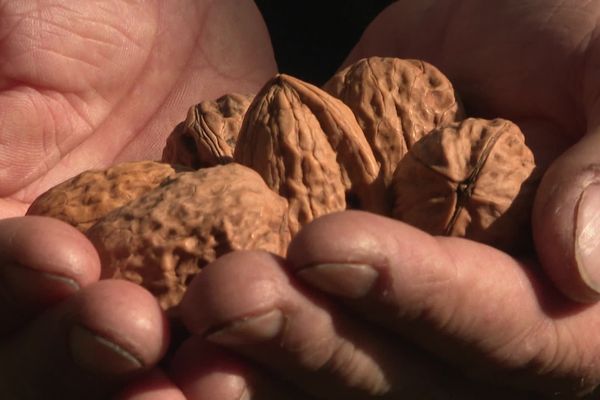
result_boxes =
[86,163,290,312]
[26,161,182,232]
[162,93,254,169]
[26,62,540,314]
[234,74,387,234]
[324,57,464,186]
[392,118,538,252]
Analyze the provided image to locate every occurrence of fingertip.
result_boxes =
[0,216,102,331]
[0,216,101,286]
[532,138,600,303]
[288,211,382,269]
[169,337,251,400]
[180,251,286,335]
[0,280,170,399]
[287,210,435,273]
[69,280,170,370]
[115,369,186,400]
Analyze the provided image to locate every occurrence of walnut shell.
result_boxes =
[86,163,290,311]
[324,57,464,186]
[233,74,347,234]
[26,161,182,232]
[391,118,538,252]
[234,74,387,233]
[161,93,254,168]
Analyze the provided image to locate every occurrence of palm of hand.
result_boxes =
[0,0,275,218]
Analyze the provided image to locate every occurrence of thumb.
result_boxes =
[533,127,600,302]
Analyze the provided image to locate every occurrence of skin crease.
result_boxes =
[2,0,600,399]
[0,0,275,218]
[0,0,276,399]
[177,1,600,398]
[346,0,600,302]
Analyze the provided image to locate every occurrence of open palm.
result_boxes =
[0,2,278,399]
[0,0,276,218]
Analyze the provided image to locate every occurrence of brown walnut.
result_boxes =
[234,73,387,234]
[391,118,538,252]
[86,163,290,311]
[162,93,254,169]
[26,161,182,232]
[324,57,464,186]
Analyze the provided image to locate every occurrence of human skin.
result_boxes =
[0,0,275,398]
[177,1,600,399]
[4,0,600,399]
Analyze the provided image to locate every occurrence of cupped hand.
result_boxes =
[0,216,169,399]
[180,212,600,398]
[0,0,276,398]
[348,0,600,302]
[175,1,600,398]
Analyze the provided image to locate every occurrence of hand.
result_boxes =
[0,216,169,399]
[348,0,600,303]
[0,0,275,398]
[174,1,600,398]
[0,0,275,218]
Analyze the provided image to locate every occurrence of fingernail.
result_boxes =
[69,325,143,375]
[205,309,284,346]
[297,263,378,299]
[239,387,251,400]
[2,263,79,301]
[575,184,600,291]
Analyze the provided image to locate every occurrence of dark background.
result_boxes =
[254,1,396,86]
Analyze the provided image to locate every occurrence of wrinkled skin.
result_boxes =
[3,0,600,399]
[0,0,275,399]
[0,0,274,218]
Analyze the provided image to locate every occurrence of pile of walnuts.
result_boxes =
[27,57,538,314]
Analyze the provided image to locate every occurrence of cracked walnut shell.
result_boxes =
[324,57,464,186]
[26,161,182,232]
[86,163,290,311]
[391,118,538,252]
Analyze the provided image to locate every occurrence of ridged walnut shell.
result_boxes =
[391,118,538,252]
[86,163,290,311]
[234,74,386,233]
[162,93,254,168]
[26,161,181,232]
[324,57,464,186]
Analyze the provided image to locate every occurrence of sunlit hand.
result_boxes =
[0,1,275,398]
[176,1,600,398]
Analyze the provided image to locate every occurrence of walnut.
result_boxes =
[85,163,290,311]
[26,161,182,232]
[324,57,464,186]
[234,74,387,234]
[391,118,538,252]
[161,93,254,169]
[25,59,541,313]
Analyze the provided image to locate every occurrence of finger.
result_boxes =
[287,211,600,397]
[181,251,406,398]
[532,128,600,302]
[115,369,186,400]
[169,336,310,400]
[0,216,100,334]
[0,279,169,400]
[179,251,529,399]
